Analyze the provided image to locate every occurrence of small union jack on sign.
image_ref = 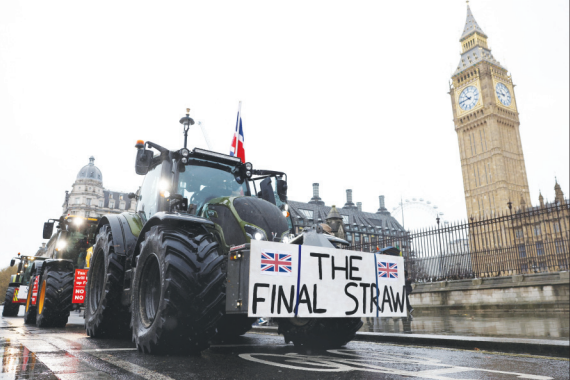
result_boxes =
[378,261,398,279]
[260,251,292,275]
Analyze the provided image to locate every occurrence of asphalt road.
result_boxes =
[1,307,568,380]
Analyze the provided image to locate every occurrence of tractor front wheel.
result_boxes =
[85,224,130,338]
[131,226,226,354]
[35,267,74,328]
[2,286,19,317]
[277,317,363,348]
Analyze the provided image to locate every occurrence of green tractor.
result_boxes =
[24,215,98,326]
[2,254,46,317]
[84,111,364,354]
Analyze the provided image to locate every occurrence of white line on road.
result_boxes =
[91,352,175,380]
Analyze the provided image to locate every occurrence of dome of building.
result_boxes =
[77,156,102,182]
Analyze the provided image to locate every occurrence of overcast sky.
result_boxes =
[0,0,568,264]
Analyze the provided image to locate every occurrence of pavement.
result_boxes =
[1,306,569,379]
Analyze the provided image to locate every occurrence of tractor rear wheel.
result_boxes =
[85,224,130,338]
[131,225,226,354]
[215,314,256,339]
[35,267,74,328]
[2,286,19,317]
[24,275,38,324]
[277,317,363,348]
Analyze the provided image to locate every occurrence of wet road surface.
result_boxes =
[1,307,568,379]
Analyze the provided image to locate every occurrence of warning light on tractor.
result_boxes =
[135,140,145,149]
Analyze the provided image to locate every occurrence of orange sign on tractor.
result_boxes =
[72,269,88,304]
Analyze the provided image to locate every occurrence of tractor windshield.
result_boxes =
[55,223,97,268]
[177,159,250,214]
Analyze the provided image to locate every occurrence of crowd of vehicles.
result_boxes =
[2,110,406,354]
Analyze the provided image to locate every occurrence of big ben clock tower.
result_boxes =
[450,4,531,219]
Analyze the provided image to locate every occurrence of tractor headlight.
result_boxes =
[282,236,290,244]
[56,241,66,251]
[73,218,83,226]
[245,162,252,171]
[245,170,252,178]
[181,148,189,157]
[181,157,188,164]
[244,225,266,241]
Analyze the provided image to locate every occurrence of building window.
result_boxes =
[89,187,92,191]
[536,242,544,256]
[354,233,360,242]
[533,226,541,236]
[553,223,561,233]
[346,232,352,241]
[342,215,349,225]
[109,201,115,209]
[109,193,113,199]
[518,244,526,258]
[364,235,369,243]
[119,202,126,210]
[99,200,103,208]
[555,239,564,254]
[515,229,523,238]
[75,197,80,204]
[86,198,91,206]
[299,209,314,219]
[120,195,123,201]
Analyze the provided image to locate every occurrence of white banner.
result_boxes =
[248,240,407,318]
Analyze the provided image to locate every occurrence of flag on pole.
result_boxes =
[230,101,246,163]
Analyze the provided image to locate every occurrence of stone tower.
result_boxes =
[450,4,531,219]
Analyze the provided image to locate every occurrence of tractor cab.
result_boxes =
[9,254,45,286]
[42,215,99,269]
[134,129,292,249]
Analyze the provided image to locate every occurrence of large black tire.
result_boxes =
[215,314,256,340]
[24,275,38,324]
[131,226,226,354]
[277,318,363,348]
[85,225,130,338]
[35,267,74,328]
[2,286,20,317]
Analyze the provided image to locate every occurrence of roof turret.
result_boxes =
[76,156,102,182]
[461,4,487,41]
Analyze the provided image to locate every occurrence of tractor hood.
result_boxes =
[233,197,289,242]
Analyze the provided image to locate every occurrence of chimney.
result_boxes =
[343,189,357,209]
[357,202,362,212]
[309,183,324,205]
[376,195,391,215]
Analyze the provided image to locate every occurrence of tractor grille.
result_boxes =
[233,197,289,242]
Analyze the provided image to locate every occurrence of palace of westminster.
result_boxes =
[61,4,567,271]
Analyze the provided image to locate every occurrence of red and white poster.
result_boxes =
[31,276,39,305]
[72,269,88,304]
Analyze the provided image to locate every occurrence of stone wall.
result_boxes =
[410,271,569,312]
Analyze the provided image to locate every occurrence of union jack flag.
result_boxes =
[378,261,398,279]
[229,101,246,163]
[260,251,292,275]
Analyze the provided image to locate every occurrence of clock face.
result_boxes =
[495,82,512,106]
[458,86,480,111]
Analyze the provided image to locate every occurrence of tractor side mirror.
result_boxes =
[277,179,288,202]
[135,149,153,175]
[10,259,15,267]
[43,222,54,239]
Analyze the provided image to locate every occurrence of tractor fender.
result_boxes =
[97,214,140,258]
[30,260,45,277]
[131,212,215,266]
[39,259,75,276]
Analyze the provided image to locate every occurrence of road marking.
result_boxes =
[73,348,138,352]
[239,349,553,379]
[210,344,289,348]
[90,352,175,380]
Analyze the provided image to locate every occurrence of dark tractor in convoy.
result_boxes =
[2,254,46,317]
[84,111,362,354]
[24,215,98,326]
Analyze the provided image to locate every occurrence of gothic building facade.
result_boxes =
[61,157,137,218]
[288,183,407,251]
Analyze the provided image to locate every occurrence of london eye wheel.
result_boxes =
[392,198,445,230]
